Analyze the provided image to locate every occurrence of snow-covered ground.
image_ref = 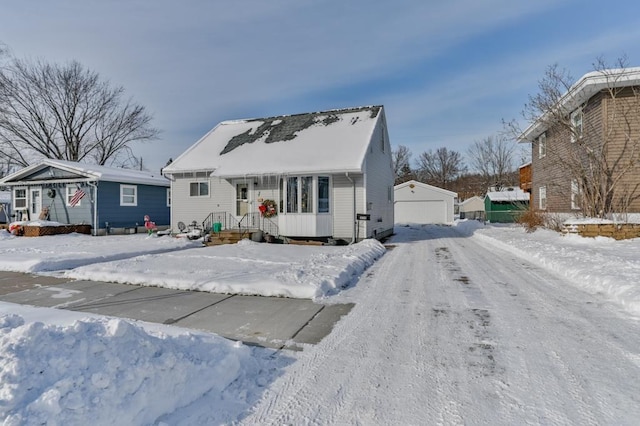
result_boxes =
[1,221,639,424]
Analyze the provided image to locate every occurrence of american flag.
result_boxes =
[69,188,86,207]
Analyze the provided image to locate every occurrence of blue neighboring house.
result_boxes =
[0,190,11,224]
[0,159,170,235]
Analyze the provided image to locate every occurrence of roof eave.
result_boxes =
[518,68,640,142]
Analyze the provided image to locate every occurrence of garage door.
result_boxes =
[395,200,446,224]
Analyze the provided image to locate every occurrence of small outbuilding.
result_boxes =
[394,180,457,224]
[484,187,530,223]
[0,159,170,235]
[459,196,485,220]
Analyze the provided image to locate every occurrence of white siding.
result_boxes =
[332,173,364,241]
[363,112,395,239]
[170,176,234,231]
[251,176,279,215]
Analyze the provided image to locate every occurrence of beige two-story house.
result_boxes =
[518,68,640,217]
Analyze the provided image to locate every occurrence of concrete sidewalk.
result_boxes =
[0,272,353,351]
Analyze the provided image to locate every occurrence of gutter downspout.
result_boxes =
[87,181,98,236]
[345,172,356,244]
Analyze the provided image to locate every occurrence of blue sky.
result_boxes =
[2,0,640,173]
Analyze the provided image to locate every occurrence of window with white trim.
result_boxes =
[538,132,547,158]
[301,176,313,213]
[13,188,27,210]
[571,179,582,210]
[539,186,547,210]
[318,177,330,213]
[284,175,330,214]
[189,181,209,197]
[166,188,171,207]
[120,184,137,206]
[286,177,298,213]
[571,109,583,142]
[65,185,83,207]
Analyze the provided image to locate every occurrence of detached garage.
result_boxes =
[394,180,457,224]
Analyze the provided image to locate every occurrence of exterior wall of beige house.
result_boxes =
[523,74,640,215]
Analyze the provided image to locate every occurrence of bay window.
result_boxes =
[284,175,330,214]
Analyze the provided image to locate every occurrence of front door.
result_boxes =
[236,183,249,217]
[29,187,42,220]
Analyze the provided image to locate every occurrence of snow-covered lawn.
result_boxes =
[1,222,639,424]
[0,230,200,273]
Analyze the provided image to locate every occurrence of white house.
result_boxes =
[162,105,395,242]
[394,180,457,224]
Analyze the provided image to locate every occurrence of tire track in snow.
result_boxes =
[242,225,640,425]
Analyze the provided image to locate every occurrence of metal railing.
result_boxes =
[202,212,239,233]
[202,211,279,237]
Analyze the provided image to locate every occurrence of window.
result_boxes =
[318,176,330,213]
[189,181,209,197]
[120,185,137,206]
[571,180,582,210]
[166,188,171,207]
[286,177,298,213]
[538,132,547,158]
[571,109,583,142]
[65,185,83,207]
[301,176,313,213]
[539,186,547,210]
[380,124,386,153]
[13,188,27,210]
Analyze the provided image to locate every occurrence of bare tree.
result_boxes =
[392,144,415,185]
[415,147,466,189]
[517,57,640,218]
[0,55,159,167]
[467,135,517,191]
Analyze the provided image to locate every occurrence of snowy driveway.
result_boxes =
[244,225,640,425]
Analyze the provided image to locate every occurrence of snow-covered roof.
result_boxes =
[163,106,383,177]
[485,187,530,202]
[394,180,457,198]
[0,159,169,187]
[519,67,640,142]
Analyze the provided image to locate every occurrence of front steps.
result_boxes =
[204,229,257,246]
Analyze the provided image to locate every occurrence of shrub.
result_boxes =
[516,209,546,232]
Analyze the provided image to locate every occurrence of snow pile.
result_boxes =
[64,238,386,299]
[277,238,387,298]
[0,314,258,425]
[0,231,200,273]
